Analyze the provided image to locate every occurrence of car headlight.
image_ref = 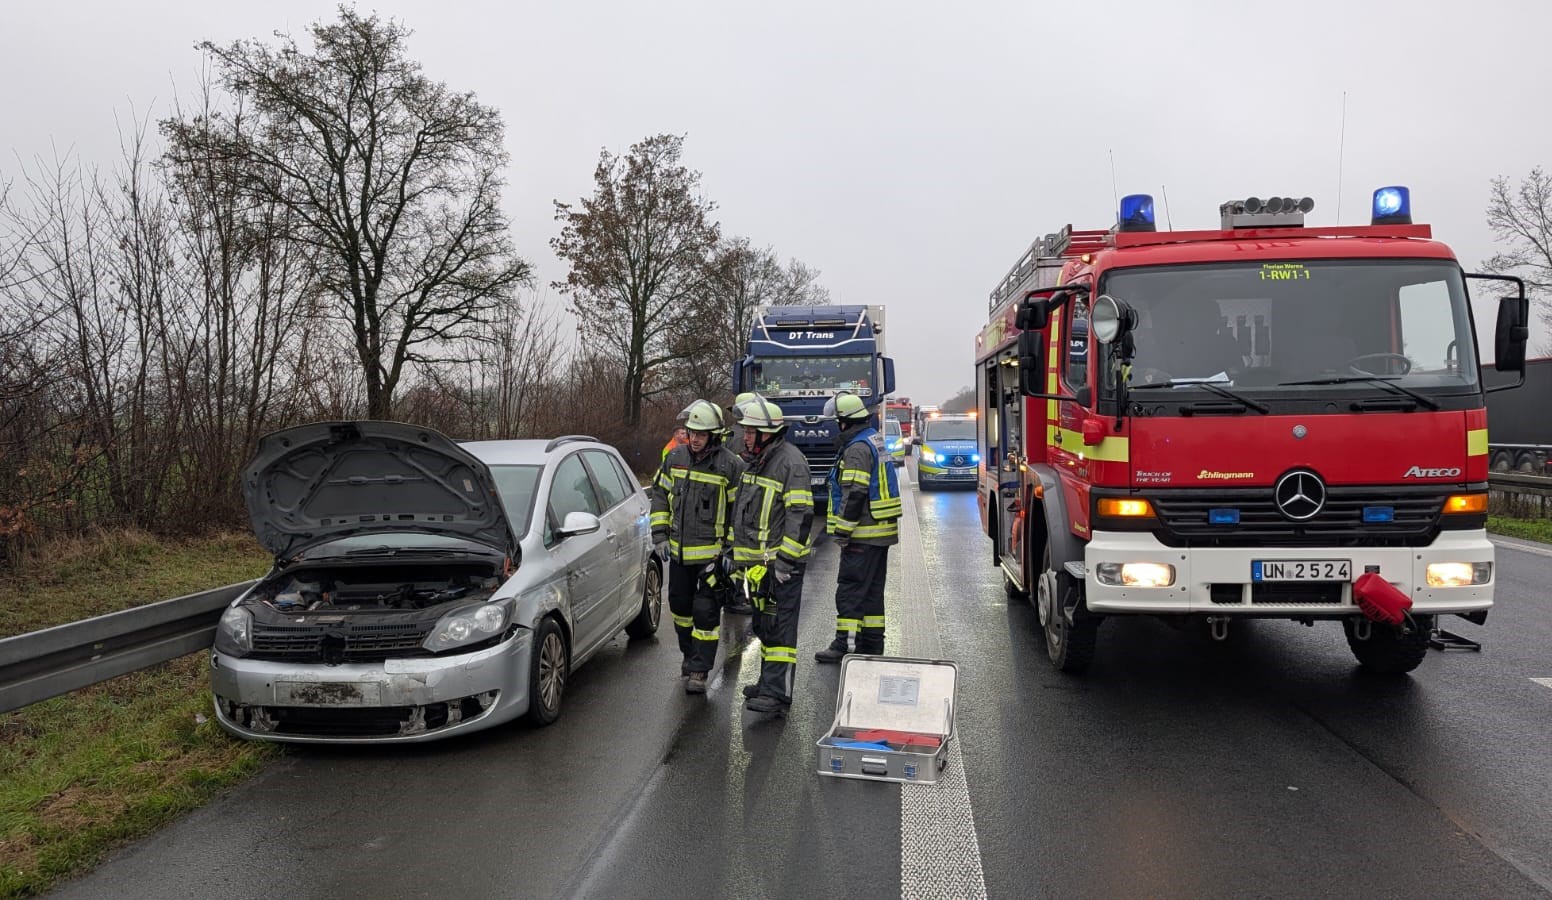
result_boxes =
[1425,562,1491,587]
[921,449,937,463]
[423,600,513,652]
[215,606,252,656]
[1095,562,1176,587]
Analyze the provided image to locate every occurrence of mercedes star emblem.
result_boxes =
[1292,424,1308,439]
[1274,469,1325,520]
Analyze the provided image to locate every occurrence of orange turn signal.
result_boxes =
[1443,493,1487,514]
[1097,498,1155,518]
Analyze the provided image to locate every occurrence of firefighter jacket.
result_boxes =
[730,437,814,567]
[649,444,744,565]
[827,426,902,546]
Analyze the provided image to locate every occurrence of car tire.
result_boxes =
[919,478,935,492]
[524,616,569,726]
[1041,543,1098,674]
[1343,616,1432,675]
[625,557,663,640]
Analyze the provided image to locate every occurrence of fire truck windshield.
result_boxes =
[752,355,873,396]
[1096,260,1479,402]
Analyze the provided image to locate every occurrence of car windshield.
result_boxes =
[752,355,873,396]
[925,419,976,441]
[490,464,542,537]
[1097,260,1479,400]
[885,419,902,439]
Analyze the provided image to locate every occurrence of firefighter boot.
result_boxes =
[744,694,788,716]
[742,682,760,698]
[685,672,708,694]
[814,645,846,664]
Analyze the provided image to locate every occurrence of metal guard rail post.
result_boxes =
[0,581,255,714]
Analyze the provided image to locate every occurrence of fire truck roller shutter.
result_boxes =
[1029,464,1084,572]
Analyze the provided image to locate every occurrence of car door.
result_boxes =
[544,452,615,658]
[580,449,637,627]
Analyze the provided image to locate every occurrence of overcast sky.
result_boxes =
[4,0,1550,403]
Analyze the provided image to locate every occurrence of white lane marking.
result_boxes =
[1489,535,1552,559]
[1532,678,1552,690]
[897,483,988,900]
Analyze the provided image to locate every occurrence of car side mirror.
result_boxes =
[1495,294,1529,373]
[1074,385,1092,407]
[556,511,602,539]
[1015,296,1051,331]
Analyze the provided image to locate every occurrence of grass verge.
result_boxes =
[0,529,276,898]
[1486,514,1552,544]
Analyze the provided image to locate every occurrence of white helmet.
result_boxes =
[734,396,786,434]
[681,399,726,434]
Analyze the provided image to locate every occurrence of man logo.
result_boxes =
[1403,466,1462,478]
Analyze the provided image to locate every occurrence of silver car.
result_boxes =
[210,422,662,743]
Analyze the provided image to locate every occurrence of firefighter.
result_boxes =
[649,400,744,694]
[729,394,814,715]
[815,391,901,663]
[719,391,763,617]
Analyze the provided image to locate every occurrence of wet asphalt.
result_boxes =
[51,460,1552,899]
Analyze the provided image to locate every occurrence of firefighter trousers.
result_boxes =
[752,565,805,702]
[668,561,721,675]
[827,543,889,655]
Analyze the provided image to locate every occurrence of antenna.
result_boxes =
[1108,149,1120,212]
[1160,184,1174,230]
[1335,91,1347,225]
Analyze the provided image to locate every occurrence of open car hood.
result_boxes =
[242,421,517,560]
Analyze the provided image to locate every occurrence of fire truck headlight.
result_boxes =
[1095,562,1175,587]
[1425,562,1491,587]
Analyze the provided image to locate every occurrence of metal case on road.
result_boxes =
[816,654,957,784]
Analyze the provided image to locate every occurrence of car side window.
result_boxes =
[547,453,601,542]
[606,453,640,498]
[582,450,630,510]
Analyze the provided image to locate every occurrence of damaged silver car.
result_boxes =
[210,422,662,743]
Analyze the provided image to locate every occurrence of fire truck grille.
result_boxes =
[1148,486,1451,548]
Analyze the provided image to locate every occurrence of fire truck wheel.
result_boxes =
[1041,545,1097,674]
[1343,616,1433,675]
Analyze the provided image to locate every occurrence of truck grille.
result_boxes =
[1149,486,1451,548]
[249,621,435,662]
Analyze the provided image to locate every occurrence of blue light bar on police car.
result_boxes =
[1118,194,1156,233]
[1371,186,1412,225]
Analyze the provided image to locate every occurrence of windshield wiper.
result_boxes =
[1276,375,1439,410]
[1131,379,1269,414]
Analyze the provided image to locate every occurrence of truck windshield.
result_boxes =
[925,419,976,441]
[753,355,873,396]
[1097,260,1479,401]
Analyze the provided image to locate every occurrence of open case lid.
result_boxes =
[832,654,958,738]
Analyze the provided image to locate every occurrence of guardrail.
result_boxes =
[1488,471,1552,517]
[0,581,254,714]
[0,473,1544,715]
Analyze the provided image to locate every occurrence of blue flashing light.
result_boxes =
[1118,194,1157,232]
[971,453,981,464]
[1208,508,1241,525]
[1371,186,1412,225]
[1362,506,1395,523]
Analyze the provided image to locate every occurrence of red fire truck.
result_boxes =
[887,397,914,449]
[975,188,1529,674]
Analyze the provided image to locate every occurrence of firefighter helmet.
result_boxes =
[681,399,726,433]
[824,391,869,423]
[735,396,786,433]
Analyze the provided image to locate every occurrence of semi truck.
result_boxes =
[733,305,896,488]
[1483,357,1552,473]
[975,187,1529,675]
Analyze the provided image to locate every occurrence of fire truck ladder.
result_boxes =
[988,226,1110,311]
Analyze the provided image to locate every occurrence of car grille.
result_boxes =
[1149,486,1450,548]
[1211,583,1346,605]
[249,621,435,662]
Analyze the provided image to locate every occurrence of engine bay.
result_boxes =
[247,561,504,616]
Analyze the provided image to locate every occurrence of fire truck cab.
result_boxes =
[976,189,1530,674]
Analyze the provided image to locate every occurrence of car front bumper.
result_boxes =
[210,630,532,744]
[1083,529,1493,617]
[918,462,977,483]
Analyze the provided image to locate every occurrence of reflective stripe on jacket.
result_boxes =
[827,426,901,546]
[731,438,814,565]
[648,445,744,564]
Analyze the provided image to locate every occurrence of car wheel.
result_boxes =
[625,557,663,639]
[524,617,569,726]
[1344,616,1432,675]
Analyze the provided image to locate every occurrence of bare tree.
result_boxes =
[770,255,832,307]
[163,7,531,418]
[551,133,721,426]
[1485,168,1552,337]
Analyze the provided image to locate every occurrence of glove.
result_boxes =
[652,532,669,555]
[834,533,851,549]
[773,557,796,584]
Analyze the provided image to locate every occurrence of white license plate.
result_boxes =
[1252,559,1351,582]
[274,681,383,706]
